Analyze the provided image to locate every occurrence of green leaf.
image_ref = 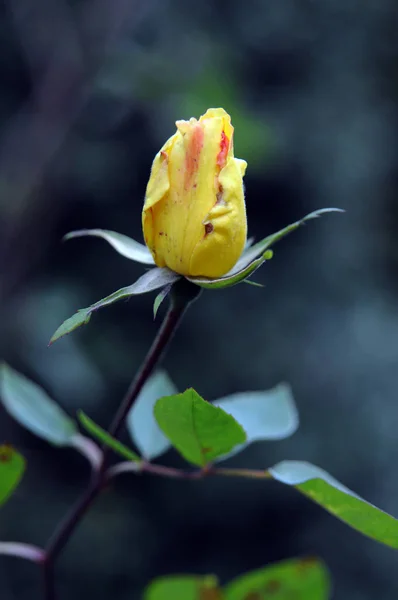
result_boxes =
[1,363,77,446]
[154,389,246,467]
[78,411,141,462]
[224,557,330,600]
[49,268,181,344]
[144,575,222,600]
[0,445,25,508]
[213,384,298,462]
[269,461,398,548]
[231,208,344,275]
[127,370,176,460]
[64,229,155,265]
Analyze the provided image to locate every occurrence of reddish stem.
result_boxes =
[42,279,200,599]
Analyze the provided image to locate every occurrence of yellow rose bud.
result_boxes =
[142,108,247,278]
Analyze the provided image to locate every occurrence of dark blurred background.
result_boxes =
[1,0,398,598]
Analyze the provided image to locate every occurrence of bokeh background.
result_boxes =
[2,0,398,598]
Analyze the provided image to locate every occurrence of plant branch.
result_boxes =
[42,279,200,600]
[214,467,272,479]
[107,462,273,482]
[107,460,206,480]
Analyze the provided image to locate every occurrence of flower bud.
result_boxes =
[142,108,247,278]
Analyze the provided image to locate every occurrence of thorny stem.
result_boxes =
[42,279,200,600]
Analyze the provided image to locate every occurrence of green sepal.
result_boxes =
[188,250,273,289]
[49,268,180,344]
[64,229,155,265]
[153,284,173,319]
[188,207,343,289]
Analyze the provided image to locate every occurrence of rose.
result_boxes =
[142,108,247,278]
[54,107,340,343]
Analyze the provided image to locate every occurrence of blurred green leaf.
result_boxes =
[127,371,176,460]
[213,384,298,462]
[50,268,180,344]
[0,445,25,508]
[224,557,330,600]
[144,575,222,600]
[0,363,77,446]
[154,389,246,467]
[78,411,141,462]
[269,461,398,548]
[64,229,155,265]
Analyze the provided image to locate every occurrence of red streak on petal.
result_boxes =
[217,131,229,169]
[184,123,204,190]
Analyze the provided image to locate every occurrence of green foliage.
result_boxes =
[144,575,221,600]
[1,363,77,446]
[3,361,398,551]
[269,461,398,548]
[0,445,25,508]
[224,557,330,600]
[78,411,141,462]
[154,389,246,466]
[126,373,298,463]
[144,558,330,600]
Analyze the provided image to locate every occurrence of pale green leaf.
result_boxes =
[1,363,77,446]
[127,370,176,460]
[213,384,298,461]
